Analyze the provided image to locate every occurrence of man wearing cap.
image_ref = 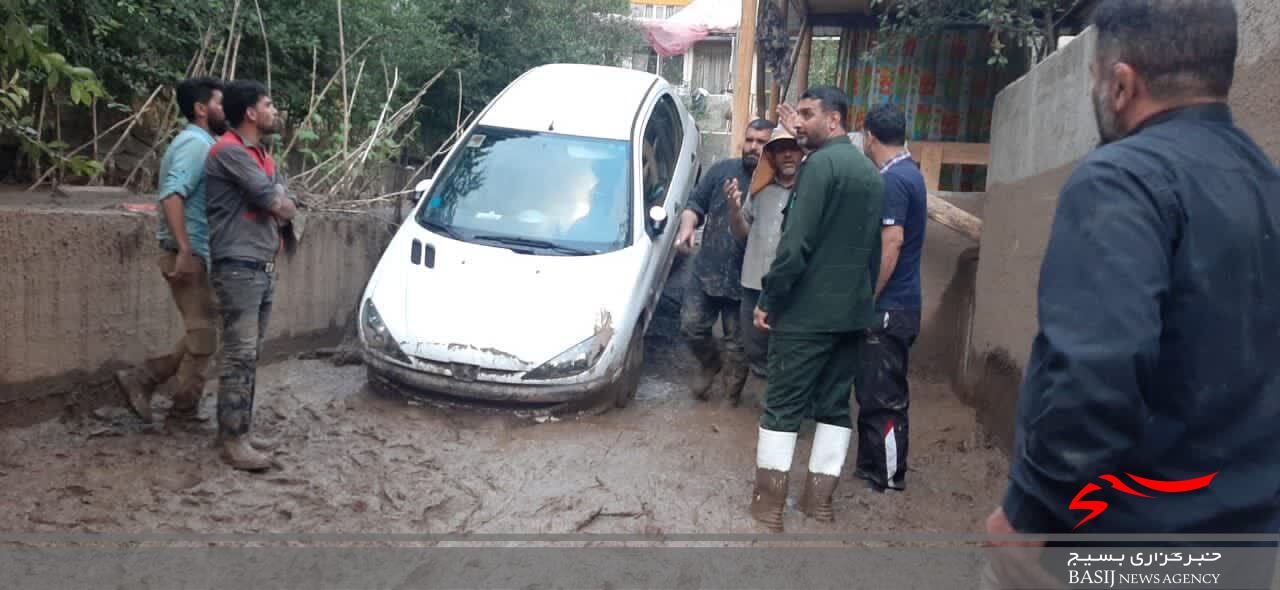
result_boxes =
[674,118,774,404]
[726,126,804,381]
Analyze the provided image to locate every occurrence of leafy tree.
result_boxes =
[870,0,1076,66]
[2,0,640,187]
[1,0,107,178]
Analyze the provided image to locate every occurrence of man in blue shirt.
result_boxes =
[853,103,927,493]
[114,77,226,425]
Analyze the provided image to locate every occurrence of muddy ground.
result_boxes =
[0,337,1006,535]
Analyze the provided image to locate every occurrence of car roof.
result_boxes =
[477,64,663,141]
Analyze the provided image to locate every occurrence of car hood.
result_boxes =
[370,231,645,372]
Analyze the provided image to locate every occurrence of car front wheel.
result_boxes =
[613,329,645,408]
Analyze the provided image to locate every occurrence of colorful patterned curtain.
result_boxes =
[844,28,1019,191]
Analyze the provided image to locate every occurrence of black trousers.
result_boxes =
[853,309,920,489]
[739,288,770,377]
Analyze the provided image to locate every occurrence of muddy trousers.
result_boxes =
[137,252,219,407]
[211,264,275,437]
[760,331,859,432]
[739,288,770,378]
[853,309,919,490]
[680,287,744,370]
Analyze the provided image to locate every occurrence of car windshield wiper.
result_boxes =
[420,218,464,240]
[470,234,596,256]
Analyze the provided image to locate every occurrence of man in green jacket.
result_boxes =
[749,86,884,531]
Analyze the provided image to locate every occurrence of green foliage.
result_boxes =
[1,0,107,179]
[869,0,1072,67]
[2,0,641,185]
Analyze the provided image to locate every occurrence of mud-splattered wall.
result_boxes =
[0,198,394,426]
[966,0,1280,451]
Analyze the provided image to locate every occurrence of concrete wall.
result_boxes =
[965,0,1280,450]
[914,193,984,383]
[0,197,394,426]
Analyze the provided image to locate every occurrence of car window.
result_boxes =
[641,94,683,207]
[417,126,632,254]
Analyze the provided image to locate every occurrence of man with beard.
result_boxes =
[726,126,803,381]
[205,80,297,471]
[675,118,773,404]
[749,87,883,531]
[985,0,1280,586]
[115,77,227,425]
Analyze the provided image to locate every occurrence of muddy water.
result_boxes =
[0,339,1006,535]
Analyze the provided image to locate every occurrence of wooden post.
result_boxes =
[835,28,850,90]
[794,22,812,97]
[731,0,758,154]
[756,50,767,119]
[918,142,944,193]
[766,0,787,121]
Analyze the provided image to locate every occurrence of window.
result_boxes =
[640,94,684,207]
[417,126,633,254]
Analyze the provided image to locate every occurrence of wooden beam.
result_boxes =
[927,193,982,243]
[778,14,809,106]
[766,0,787,122]
[731,0,758,154]
[912,141,991,167]
[793,22,812,98]
[756,48,767,119]
[918,142,944,192]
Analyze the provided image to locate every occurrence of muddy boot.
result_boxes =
[750,427,796,532]
[167,391,204,423]
[800,423,852,522]
[220,435,273,471]
[113,369,155,423]
[691,340,721,399]
[215,434,278,452]
[248,434,278,451]
[718,361,750,406]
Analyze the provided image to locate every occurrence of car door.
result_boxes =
[633,89,689,333]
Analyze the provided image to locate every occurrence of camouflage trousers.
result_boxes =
[210,263,275,437]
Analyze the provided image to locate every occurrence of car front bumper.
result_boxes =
[363,349,621,405]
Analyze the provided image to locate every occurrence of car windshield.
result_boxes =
[416,126,632,254]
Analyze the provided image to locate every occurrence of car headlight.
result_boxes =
[522,334,607,381]
[362,299,411,363]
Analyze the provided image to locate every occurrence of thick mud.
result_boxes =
[0,338,1006,535]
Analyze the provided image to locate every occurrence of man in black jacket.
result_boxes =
[986,1,1280,585]
[674,119,773,403]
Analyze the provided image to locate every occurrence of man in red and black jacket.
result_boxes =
[205,79,297,471]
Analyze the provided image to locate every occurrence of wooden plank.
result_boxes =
[731,0,758,154]
[767,0,787,121]
[792,22,813,99]
[918,142,944,192]
[912,141,991,166]
[927,193,982,243]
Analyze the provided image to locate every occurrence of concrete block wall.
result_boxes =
[965,0,1280,450]
[0,202,394,425]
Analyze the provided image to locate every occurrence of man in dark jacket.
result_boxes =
[985,0,1280,585]
[748,86,883,532]
[674,119,773,403]
[205,80,297,471]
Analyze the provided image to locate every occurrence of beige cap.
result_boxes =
[749,126,800,195]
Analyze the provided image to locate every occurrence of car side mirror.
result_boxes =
[647,205,668,236]
[409,178,431,205]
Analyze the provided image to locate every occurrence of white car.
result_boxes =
[359,64,700,410]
